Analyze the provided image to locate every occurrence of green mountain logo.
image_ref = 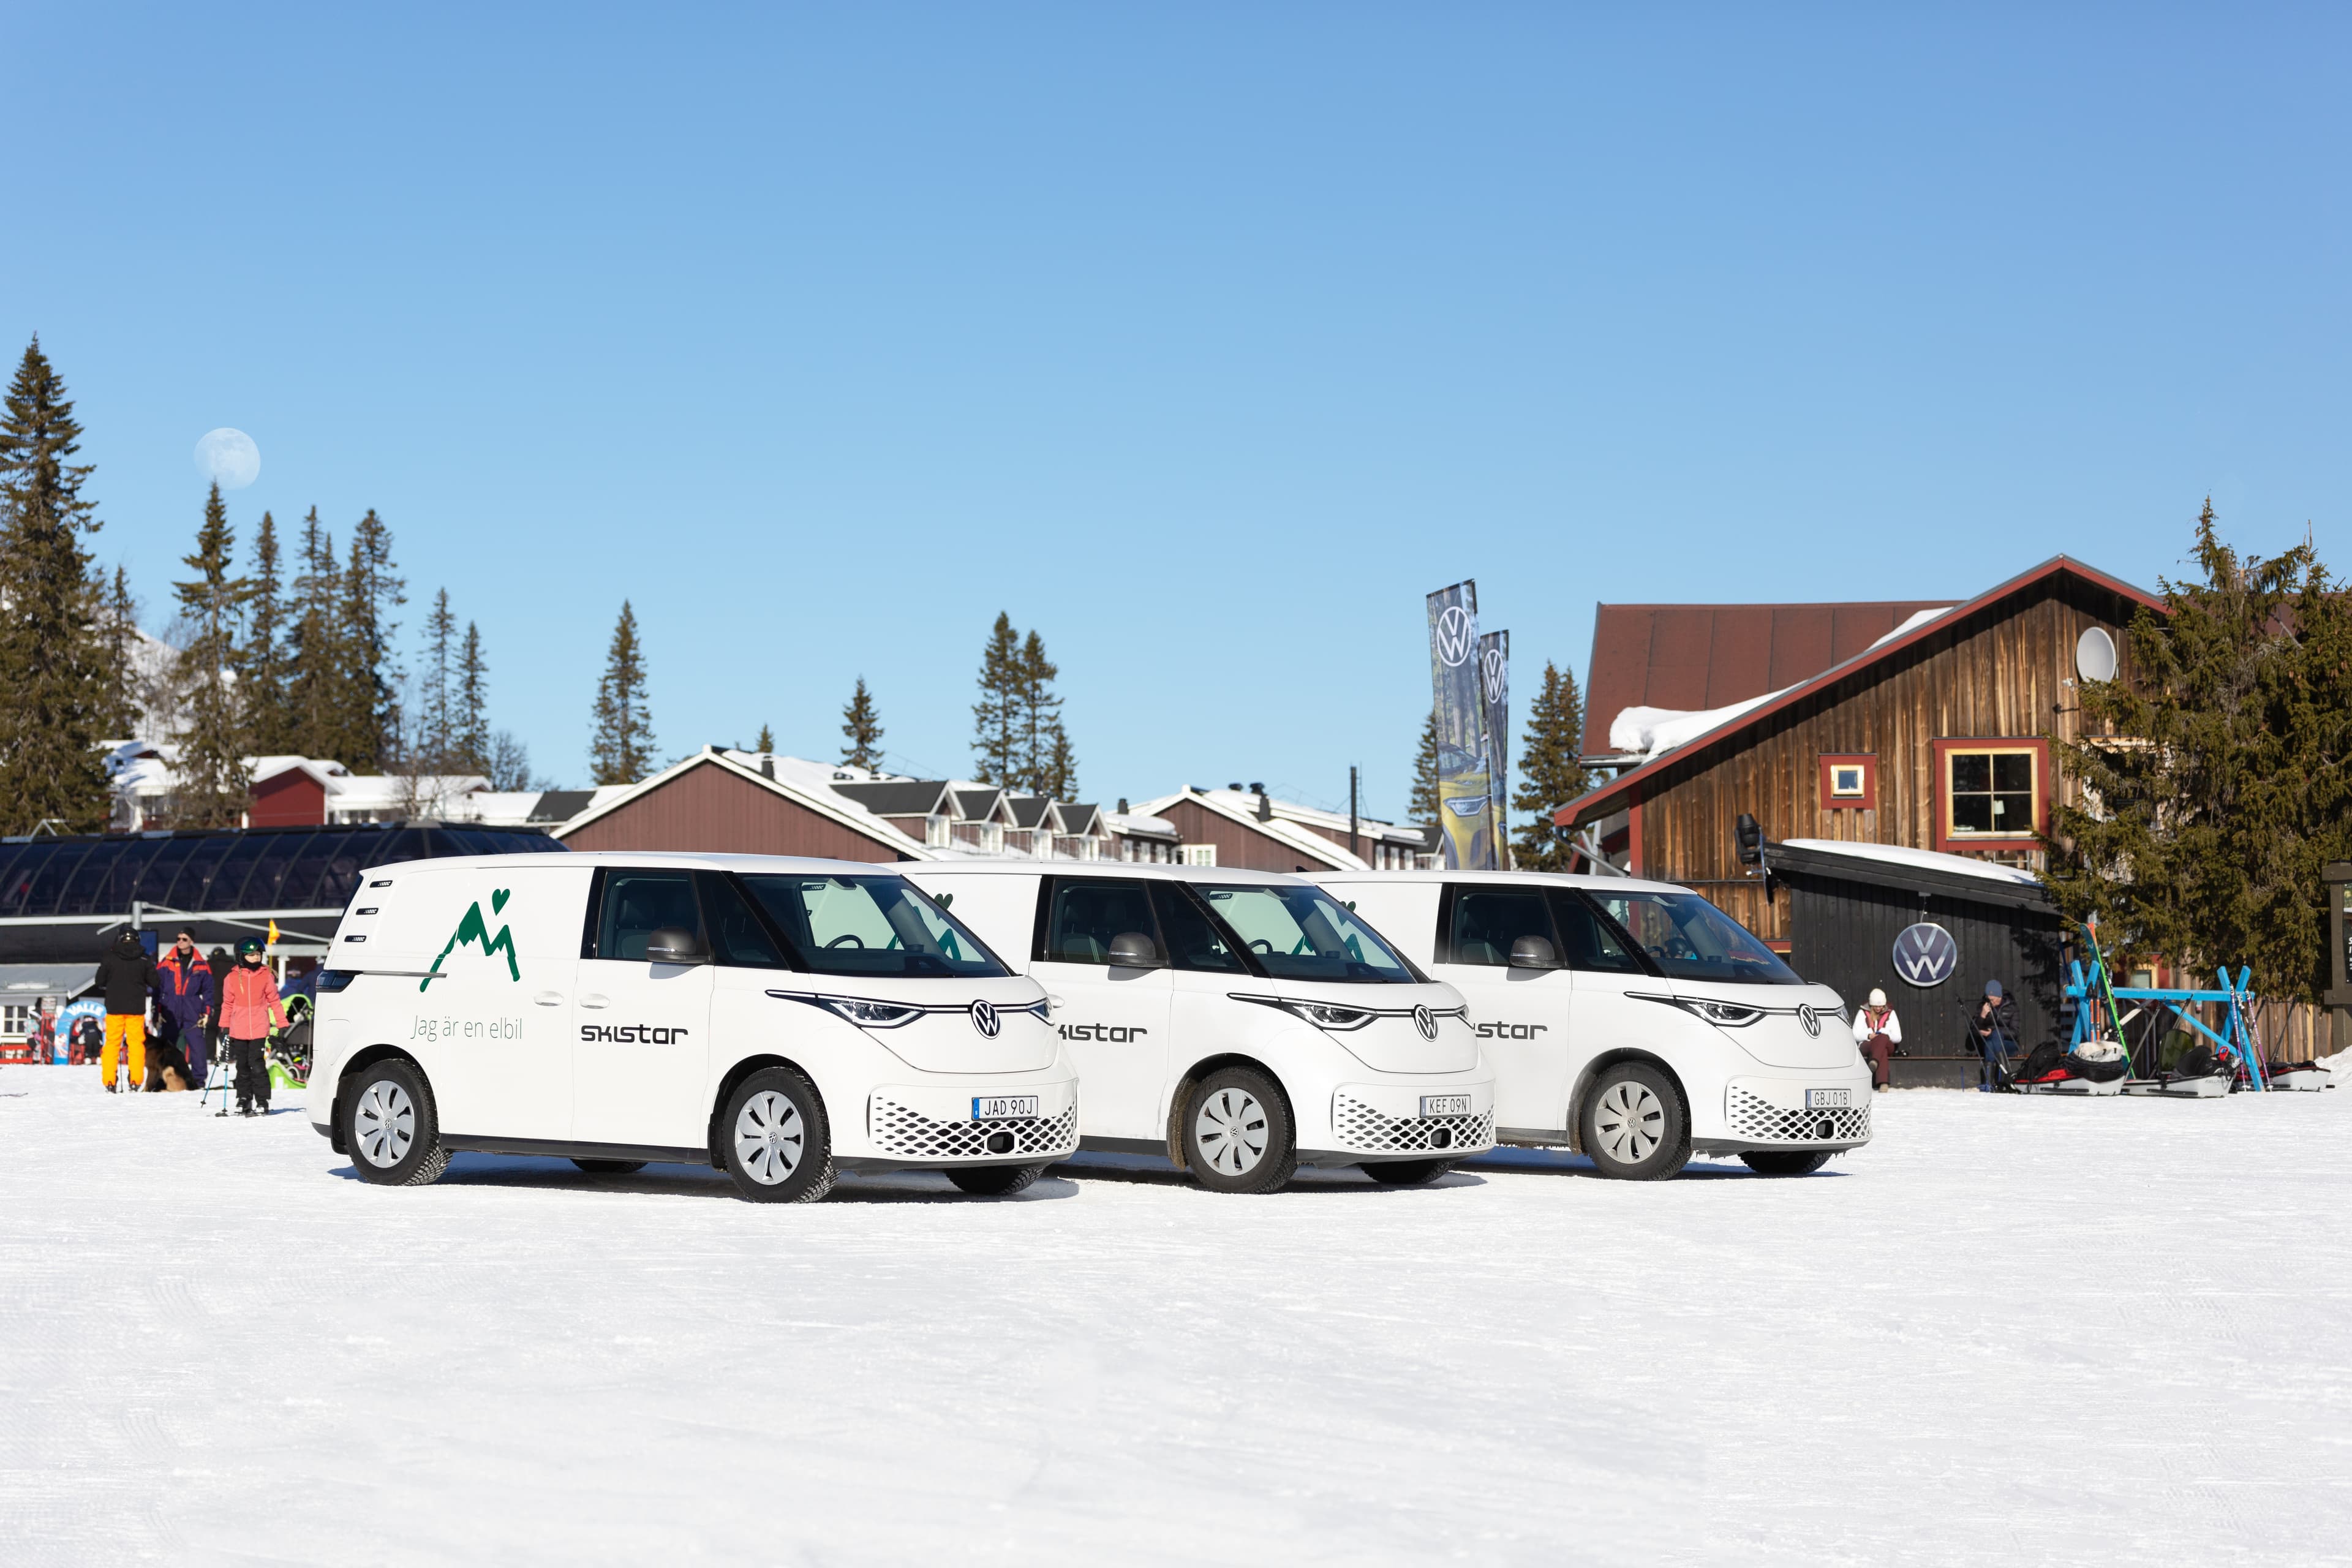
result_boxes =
[421,888,521,992]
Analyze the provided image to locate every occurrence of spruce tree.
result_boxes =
[2045,501,2352,1003]
[1409,710,1439,824]
[339,510,405,768]
[1039,718,1077,801]
[753,723,775,755]
[589,600,655,785]
[0,337,112,833]
[239,512,290,753]
[970,612,1022,783]
[170,483,251,827]
[1509,661,1593,870]
[96,566,143,739]
[283,508,342,760]
[455,621,489,774]
[840,677,883,768]
[1014,628,1063,793]
[421,587,456,771]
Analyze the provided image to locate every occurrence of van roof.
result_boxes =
[360,850,927,880]
[905,861,1310,888]
[1303,867,1697,896]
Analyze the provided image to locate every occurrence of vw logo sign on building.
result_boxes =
[968,1000,1000,1038]
[1433,605,1476,666]
[1412,1005,1439,1041]
[1893,922,1959,987]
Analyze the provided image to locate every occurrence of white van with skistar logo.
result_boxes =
[899,862,1495,1193]
[1306,870,1871,1178]
[305,852,1076,1202]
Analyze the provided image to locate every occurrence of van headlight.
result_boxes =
[1227,994,1376,1031]
[817,997,924,1029]
[1676,998,1765,1028]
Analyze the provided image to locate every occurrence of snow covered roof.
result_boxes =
[552,750,930,856]
[1129,788,1374,871]
[1607,686,1796,761]
[1177,787,1427,848]
[1765,836,2054,911]
[1776,838,2041,887]
[1103,809,1178,840]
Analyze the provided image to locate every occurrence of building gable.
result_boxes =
[557,757,914,861]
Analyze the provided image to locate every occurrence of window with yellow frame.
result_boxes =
[1939,742,2041,844]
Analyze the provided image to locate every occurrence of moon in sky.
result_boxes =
[194,428,260,491]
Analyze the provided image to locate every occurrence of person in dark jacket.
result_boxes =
[92,930,158,1093]
[204,946,233,1089]
[155,930,214,1086]
[1969,979,2019,1092]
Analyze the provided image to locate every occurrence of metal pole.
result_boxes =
[1348,766,1360,859]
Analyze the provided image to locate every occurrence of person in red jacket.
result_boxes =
[218,938,289,1117]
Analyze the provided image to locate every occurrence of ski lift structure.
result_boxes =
[2064,919,2267,1096]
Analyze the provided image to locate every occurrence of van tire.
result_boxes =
[1360,1158,1455,1186]
[571,1158,647,1175]
[1182,1066,1297,1194]
[1740,1149,1832,1177]
[946,1161,1049,1196]
[341,1059,449,1188]
[1578,1061,1690,1181]
[720,1067,835,1203]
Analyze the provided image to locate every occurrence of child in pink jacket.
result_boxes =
[219,938,289,1117]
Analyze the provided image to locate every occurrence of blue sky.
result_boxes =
[6,6,2346,819]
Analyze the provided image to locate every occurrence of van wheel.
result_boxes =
[720,1068,835,1203]
[571,1158,646,1175]
[1182,1066,1297,1194]
[1360,1159,1455,1186]
[1741,1149,1832,1177]
[1578,1062,1689,1181]
[342,1059,450,1188]
[946,1162,1049,1196]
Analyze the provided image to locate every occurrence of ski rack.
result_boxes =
[2063,921,2267,1091]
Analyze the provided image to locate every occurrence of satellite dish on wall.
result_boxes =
[2075,627,2118,683]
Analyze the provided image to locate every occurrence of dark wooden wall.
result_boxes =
[1779,870,2067,1054]
[1157,799,1346,873]
[1598,577,2140,943]
[560,761,910,862]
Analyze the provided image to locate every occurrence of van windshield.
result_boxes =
[739,874,1008,979]
[1195,884,1421,984]
[1582,889,1803,986]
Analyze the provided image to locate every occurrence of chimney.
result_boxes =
[760,758,775,780]
[1253,785,1272,822]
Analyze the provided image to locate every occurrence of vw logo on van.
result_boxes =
[1412,1005,1438,1041]
[970,1000,1001,1038]
[1796,1004,1821,1038]
[1433,605,1476,666]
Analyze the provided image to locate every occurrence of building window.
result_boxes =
[1931,738,2048,851]
[1817,754,1876,812]
[1180,844,1217,867]
[2,1003,31,1037]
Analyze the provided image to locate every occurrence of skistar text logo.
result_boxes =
[421,889,521,992]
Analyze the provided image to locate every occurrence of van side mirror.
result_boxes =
[1509,935,1561,970]
[646,927,711,965]
[1107,931,1163,969]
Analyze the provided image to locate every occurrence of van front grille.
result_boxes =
[867,1097,1079,1161]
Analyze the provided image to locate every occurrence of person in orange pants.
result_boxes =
[93,930,158,1094]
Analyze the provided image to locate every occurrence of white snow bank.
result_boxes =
[1865,606,1954,651]
[1779,837,2044,886]
[1608,685,1793,759]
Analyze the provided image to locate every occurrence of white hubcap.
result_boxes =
[354,1080,415,1168]
[1593,1080,1665,1165]
[734,1091,804,1185]
[1194,1088,1269,1175]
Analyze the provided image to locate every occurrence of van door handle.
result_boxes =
[579,993,611,1009]
[533,992,565,1008]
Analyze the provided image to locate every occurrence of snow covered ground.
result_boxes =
[4,1065,2349,1567]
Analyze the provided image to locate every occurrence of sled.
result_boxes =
[2120,1074,2231,1099]
[2264,1063,2334,1092]
[2018,1074,2124,1096]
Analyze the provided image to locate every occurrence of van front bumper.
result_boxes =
[1305,1077,1497,1163]
[1693,1069,1875,1155]
[845,1072,1081,1169]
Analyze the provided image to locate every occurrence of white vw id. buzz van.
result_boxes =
[899,862,1494,1193]
[306,852,1078,1202]
[1308,870,1871,1179]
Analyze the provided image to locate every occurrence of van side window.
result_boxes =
[595,870,704,962]
[698,872,786,968]
[1547,891,1645,973]
[1152,883,1243,972]
[1042,880,1161,965]
[1447,889,1556,966]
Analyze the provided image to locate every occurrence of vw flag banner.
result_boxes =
[1479,627,1509,857]
[1426,580,1498,869]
